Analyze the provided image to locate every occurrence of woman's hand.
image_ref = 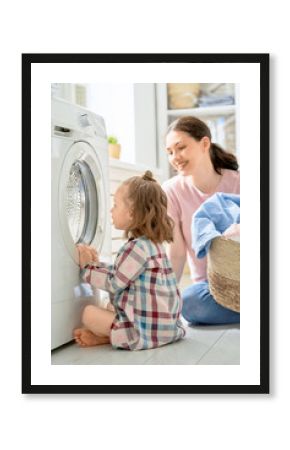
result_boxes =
[222,223,240,240]
[76,244,99,269]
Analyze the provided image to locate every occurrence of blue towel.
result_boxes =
[192,192,240,259]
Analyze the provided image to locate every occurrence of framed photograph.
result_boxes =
[22,53,269,394]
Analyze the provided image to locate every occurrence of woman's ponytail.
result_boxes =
[210,143,239,175]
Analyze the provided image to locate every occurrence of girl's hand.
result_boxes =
[76,244,99,269]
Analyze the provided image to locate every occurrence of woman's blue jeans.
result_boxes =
[181,281,240,325]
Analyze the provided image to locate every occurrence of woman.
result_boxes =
[162,116,240,325]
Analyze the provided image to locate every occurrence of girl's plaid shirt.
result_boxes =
[84,236,185,350]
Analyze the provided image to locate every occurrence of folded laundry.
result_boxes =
[191,192,240,258]
[197,94,235,107]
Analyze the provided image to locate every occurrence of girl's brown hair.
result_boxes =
[167,116,239,175]
[122,171,174,243]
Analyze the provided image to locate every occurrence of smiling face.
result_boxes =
[110,185,132,231]
[166,130,210,176]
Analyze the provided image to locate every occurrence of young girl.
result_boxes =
[74,171,185,351]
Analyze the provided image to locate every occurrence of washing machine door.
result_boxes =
[51,139,107,349]
[59,140,106,259]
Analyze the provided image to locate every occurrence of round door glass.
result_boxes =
[65,160,98,244]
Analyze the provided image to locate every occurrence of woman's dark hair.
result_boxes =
[122,171,174,243]
[167,116,239,174]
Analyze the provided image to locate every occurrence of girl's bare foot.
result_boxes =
[73,328,110,347]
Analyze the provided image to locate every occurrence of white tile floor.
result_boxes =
[51,275,240,365]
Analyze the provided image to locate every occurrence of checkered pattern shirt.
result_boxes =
[84,236,185,350]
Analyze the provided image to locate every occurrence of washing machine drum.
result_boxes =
[59,141,106,261]
[66,160,98,243]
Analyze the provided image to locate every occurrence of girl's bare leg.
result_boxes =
[74,305,116,347]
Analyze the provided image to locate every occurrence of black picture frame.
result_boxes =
[22,53,269,394]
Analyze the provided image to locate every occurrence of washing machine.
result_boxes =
[51,97,111,349]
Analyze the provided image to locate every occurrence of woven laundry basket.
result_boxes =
[207,237,240,312]
[167,83,200,109]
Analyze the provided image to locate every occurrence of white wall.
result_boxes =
[133,83,157,168]
[86,83,159,170]
[86,83,135,163]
